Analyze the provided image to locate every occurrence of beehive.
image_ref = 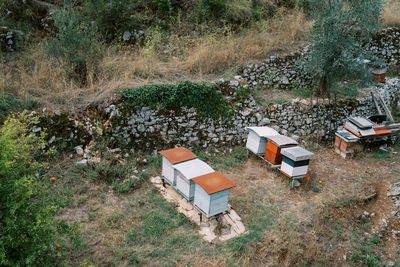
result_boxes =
[192,171,235,218]
[158,147,197,186]
[335,130,359,152]
[246,127,279,155]
[173,159,214,200]
[264,135,298,165]
[280,146,314,177]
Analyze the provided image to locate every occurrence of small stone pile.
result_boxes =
[0,26,23,52]
[387,181,400,220]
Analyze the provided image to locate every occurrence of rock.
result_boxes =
[33,127,41,133]
[75,146,84,156]
[200,222,210,227]
[259,118,270,126]
[76,159,88,167]
[179,198,193,211]
[387,187,400,197]
[221,228,231,236]
[391,211,398,217]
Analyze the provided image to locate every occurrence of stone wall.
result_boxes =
[102,79,400,152]
[239,27,400,90]
[0,27,23,52]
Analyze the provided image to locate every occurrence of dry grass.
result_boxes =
[184,9,312,74]
[0,9,311,110]
[383,0,400,27]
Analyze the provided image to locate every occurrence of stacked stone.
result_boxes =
[240,27,400,90]
[0,27,23,52]
[366,27,400,66]
[102,79,399,151]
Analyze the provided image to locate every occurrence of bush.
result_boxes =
[81,0,139,42]
[0,113,58,266]
[198,0,253,25]
[45,2,102,85]
[120,81,232,119]
[0,93,39,123]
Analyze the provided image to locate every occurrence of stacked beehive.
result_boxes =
[159,147,235,218]
[280,146,314,177]
[245,127,314,187]
[264,135,299,165]
[336,116,393,159]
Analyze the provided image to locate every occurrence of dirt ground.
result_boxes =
[53,143,400,266]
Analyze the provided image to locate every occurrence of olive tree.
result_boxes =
[303,0,384,96]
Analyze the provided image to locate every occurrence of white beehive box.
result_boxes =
[158,147,197,186]
[192,171,235,218]
[246,127,279,155]
[280,146,314,177]
[174,159,214,200]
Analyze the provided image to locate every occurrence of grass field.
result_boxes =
[49,143,400,266]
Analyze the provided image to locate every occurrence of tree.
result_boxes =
[0,113,58,266]
[45,1,102,86]
[303,0,384,96]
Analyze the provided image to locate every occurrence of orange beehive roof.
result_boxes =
[192,171,235,195]
[158,147,197,164]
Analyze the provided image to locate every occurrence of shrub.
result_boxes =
[45,2,102,85]
[0,113,58,266]
[0,93,39,123]
[120,81,232,119]
[81,0,139,42]
[198,0,253,25]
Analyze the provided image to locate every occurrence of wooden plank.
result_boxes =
[370,91,383,115]
[376,92,394,122]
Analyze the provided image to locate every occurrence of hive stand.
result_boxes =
[279,168,310,189]
[256,154,281,168]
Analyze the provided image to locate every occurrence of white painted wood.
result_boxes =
[281,161,309,177]
[194,184,211,216]
[246,127,279,137]
[162,157,175,185]
[173,159,214,199]
[176,172,190,198]
[246,131,267,155]
[246,127,279,155]
[209,190,230,217]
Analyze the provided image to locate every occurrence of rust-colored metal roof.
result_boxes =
[192,171,235,195]
[158,147,197,164]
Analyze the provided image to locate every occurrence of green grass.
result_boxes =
[192,147,249,170]
[291,87,311,98]
[263,96,289,106]
[0,93,40,123]
[372,150,391,159]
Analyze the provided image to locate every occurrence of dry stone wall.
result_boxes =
[102,79,400,152]
[239,27,400,90]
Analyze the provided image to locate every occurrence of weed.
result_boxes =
[349,237,383,267]
[263,96,289,106]
[292,87,311,98]
[372,150,391,159]
[120,81,232,119]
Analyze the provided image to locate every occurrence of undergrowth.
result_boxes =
[120,81,232,119]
